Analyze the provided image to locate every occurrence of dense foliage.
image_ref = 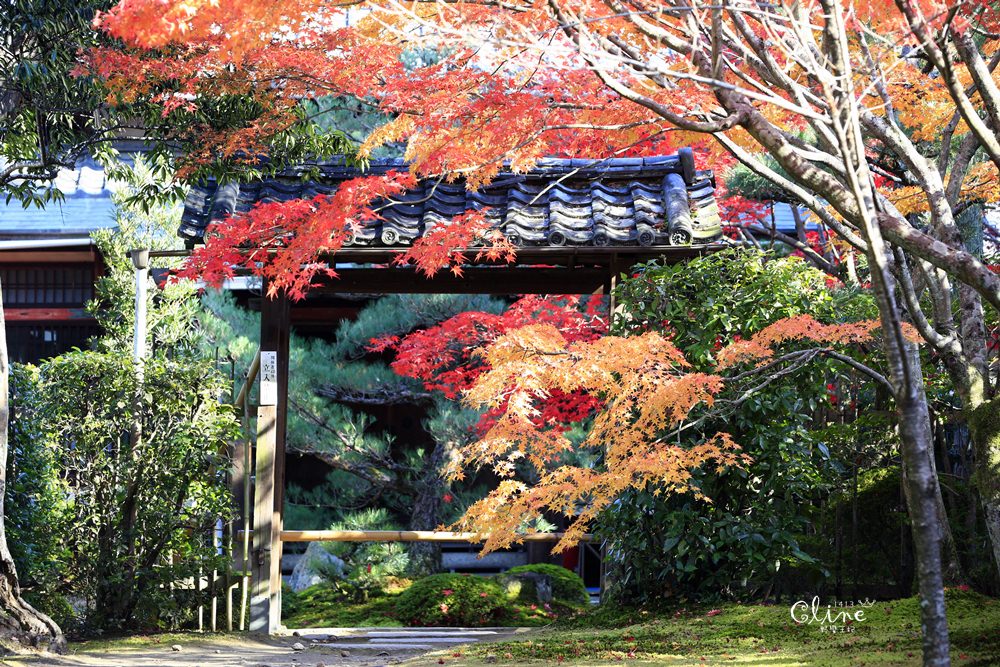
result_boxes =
[5,198,238,634]
[5,366,71,628]
[597,251,843,601]
[15,352,236,632]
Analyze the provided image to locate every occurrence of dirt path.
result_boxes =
[2,628,527,667]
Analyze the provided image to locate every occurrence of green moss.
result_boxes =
[970,398,1000,501]
[282,575,576,629]
[443,589,1000,666]
[282,584,403,628]
[505,564,589,605]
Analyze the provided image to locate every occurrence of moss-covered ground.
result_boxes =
[401,589,1000,666]
[282,582,583,628]
[282,584,405,627]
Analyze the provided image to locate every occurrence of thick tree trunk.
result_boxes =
[968,398,1000,582]
[406,441,447,576]
[407,486,443,576]
[0,280,64,652]
[894,341,951,666]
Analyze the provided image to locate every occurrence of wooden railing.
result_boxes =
[243,529,593,543]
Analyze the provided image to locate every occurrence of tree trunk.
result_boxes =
[0,280,64,652]
[864,204,951,664]
[407,486,443,576]
[406,441,448,576]
[894,341,951,666]
[924,437,965,586]
[968,398,1000,582]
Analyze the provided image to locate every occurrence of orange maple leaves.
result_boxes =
[716,315,920,370]
[392,209,517,278]
[449,324,746,552]
[450,314,919,552]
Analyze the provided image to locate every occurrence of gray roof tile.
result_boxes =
[0,156,122,238]
[179,151,723,248]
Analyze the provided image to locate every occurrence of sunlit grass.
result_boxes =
[403,589,1000,666]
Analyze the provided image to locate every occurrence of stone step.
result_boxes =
[320,642,436,651]
[361,630,500,638]
[360,637,472,644]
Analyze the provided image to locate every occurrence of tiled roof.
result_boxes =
[0,157,120,239]
[179,151,723,248]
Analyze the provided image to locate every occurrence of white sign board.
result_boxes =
[260,351,278,406]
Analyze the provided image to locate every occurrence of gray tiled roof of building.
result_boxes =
[178,150,724,248]
[0,157,120,239]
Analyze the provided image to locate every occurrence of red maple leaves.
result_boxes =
[371,294,608,430]
[178,171,417,299]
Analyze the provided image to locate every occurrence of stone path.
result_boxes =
[284,627,523,653]
[5,628,526,667]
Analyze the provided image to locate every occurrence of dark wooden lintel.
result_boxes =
[0,250,98,264]
[311,266,609,295]
[326,243,724,266]
[4,308,94,321]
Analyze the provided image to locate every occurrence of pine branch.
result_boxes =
[315,384,435,406]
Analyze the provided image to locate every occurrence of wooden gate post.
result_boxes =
[249,288,290,634]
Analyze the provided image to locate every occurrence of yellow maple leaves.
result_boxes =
[886,162,1000,217]
[451,315,922,554]
[451,324,746,553]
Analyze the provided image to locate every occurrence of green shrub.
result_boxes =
[602,250,843,603]
[7,364,71,623]
[505,564,588,605]
[18,351,238,634]
[394,574,507,627]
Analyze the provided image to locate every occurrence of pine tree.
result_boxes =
[202,292,505,574]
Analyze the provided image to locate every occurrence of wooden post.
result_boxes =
[608,253,621,321]
[234,349,260,631]
[249,288,290,634]
[249,401,276,633]
[272,294,291,624]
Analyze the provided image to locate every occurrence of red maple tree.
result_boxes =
[371,294,607,430]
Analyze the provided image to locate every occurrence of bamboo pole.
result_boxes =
[239,529,593,543]
[235,351,261,412]
[238,350,260,632]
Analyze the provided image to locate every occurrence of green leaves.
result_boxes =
[614,249,837,371]
[599,249,853,603]
[11,350,239,632]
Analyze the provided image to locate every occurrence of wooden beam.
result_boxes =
[249,288,290,634]
[323,243,724,266]
[147,242,725,266]
[312,267,609,295]
[0,250,97,263]
[3,308,94,322]
[240,529,594,543]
